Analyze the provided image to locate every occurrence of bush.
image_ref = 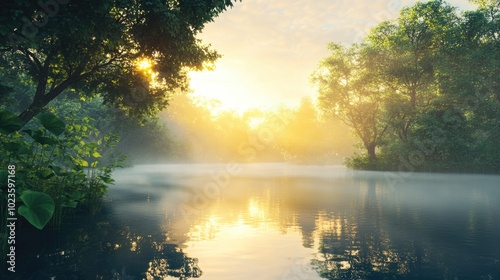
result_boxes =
[0,109,124,231]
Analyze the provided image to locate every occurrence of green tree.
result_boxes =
[402,0,500,171]
[0,0,238,123]
[315,0,499,172]
[313,43,388,162]
[366,0,457,142]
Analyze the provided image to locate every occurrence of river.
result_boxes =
[4,163,500,279]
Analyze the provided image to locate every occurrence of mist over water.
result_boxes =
[5,163,499,279]
[105,163,500,280]
[2,1,499,279]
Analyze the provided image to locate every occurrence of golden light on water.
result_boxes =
[108,164,499,280]
[173,180,324,280]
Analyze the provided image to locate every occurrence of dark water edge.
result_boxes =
[1,204,200,280]
[1,164,499,280]
[349,161,500,175]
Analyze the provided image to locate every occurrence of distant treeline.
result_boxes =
[23,93,356,165]
[161,94,355,164]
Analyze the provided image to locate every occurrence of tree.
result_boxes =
[277,97,322,163]
[398,0,500,171]
[0,0,238,124]
[366,0,458,142]
[312,43,388,162]
[312,0,499,172]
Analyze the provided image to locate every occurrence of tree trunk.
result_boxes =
[18,76,79,124]
[366,143,377,161]
[410,88,416,109]
[18,99,48,124]
[18,90,59,124]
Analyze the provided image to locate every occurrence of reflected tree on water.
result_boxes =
[0,207,202,280]
[311,178,420,279]
[145,243,202,280]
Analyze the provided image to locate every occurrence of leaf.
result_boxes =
[74,158,89,167]
[2,141,32,155]
[0,109,24,135]
[99,175,115,184]
[18,191,55,230]
[62,191,85,208]
[85,142,99,150]
[22,128,36,137]
[49,165,68,176]
[68,192,85,201]
[23,128,58,146]
[92,151,102,158]
[34,135,59,146]
[36,112,65,136]
[36,169,55,180]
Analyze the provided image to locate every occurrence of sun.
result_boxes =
[188,68,260,115]
[135,57,161,87]
[136,58,153,72]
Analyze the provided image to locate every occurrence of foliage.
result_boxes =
[0,0,240,123]
[312,43,388,161]
[314,0,500,173]
[18,191,55,230]
[0,109,24,134]
[0,109,124,230]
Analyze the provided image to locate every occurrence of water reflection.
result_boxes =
[2,164,499,280]
[156,165,500,280]
[1,208,202,280]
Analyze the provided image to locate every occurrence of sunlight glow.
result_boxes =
[136,57,157,81]
[188,65,296,115]
[247,117,265,129]
[248,198,266,219]
[136,58,153,72]
[136,57,163,88]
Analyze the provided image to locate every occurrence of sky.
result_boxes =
[188,0,477,113]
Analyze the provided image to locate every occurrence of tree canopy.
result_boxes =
[314,0,500,172]
[0,0,239,123]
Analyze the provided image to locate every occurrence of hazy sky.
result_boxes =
[188,0,476,113]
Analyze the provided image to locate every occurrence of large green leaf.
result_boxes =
[18,191,55,230]
[0,109,24,135]
[36,112,65,136]
[2,141,32,155]
[33,135,59,146]
[24,128,59,146]
[62,192,85,209]
[36,169,55,180]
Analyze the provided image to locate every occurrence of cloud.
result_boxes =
[190,0,478,111]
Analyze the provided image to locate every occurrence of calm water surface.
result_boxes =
[4,163,500,279]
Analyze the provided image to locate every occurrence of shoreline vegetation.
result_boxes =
[312,1,500,174]
[0,0,499,267]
